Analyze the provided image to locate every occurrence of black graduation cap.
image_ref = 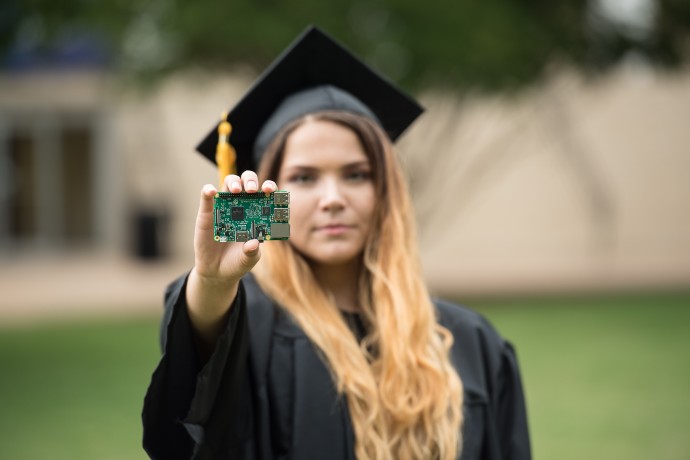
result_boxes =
[195,25,424,172]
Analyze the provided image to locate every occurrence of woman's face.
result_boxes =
[277,119,376,267]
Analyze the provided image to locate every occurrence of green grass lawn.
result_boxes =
[471,292,690,460]
[1,292,689,460]
[0,316,161,460]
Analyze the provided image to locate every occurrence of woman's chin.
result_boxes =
[304,245,363,267]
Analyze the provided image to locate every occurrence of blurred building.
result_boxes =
[1,61,689,319]
[404,65,690,297]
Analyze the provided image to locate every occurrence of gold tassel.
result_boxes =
[216,112,236,188]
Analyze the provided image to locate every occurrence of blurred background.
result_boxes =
[1,0,689,458]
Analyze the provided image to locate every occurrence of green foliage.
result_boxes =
[4,0,690,90]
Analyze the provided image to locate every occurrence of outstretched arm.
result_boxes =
[187,170,276,356]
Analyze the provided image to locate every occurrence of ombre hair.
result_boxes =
[254,111,463,460]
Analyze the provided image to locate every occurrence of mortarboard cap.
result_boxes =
[196,25,424,172]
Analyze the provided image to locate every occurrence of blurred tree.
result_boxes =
[2,0,689,90]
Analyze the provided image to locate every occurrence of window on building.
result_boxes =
[0,113,97,248]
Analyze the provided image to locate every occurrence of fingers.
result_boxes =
[221,171,276,194]
[262,180,277,193]
[241,170,259,193]
[223,174,242,193]
[199,184,217,214]
[196,184,218,236]
[201,183,217,197]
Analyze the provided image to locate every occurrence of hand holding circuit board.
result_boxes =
[188,174,278,345]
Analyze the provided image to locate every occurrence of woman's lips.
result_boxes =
[316,224,352,235]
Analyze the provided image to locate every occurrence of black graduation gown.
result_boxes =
[142,273,531,460]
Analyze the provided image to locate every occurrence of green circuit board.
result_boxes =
[213,191,290,242]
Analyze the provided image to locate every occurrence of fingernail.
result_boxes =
[247,180,257,190]
[231,181,241,190]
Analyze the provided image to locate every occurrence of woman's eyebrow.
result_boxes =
[283,161,370,171]
[282,164,318,172]
[342,161,370,169]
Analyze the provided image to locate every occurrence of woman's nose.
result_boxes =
[319,178,346,211]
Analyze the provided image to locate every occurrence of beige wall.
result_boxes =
[2,64,689,311]
[401,67,690,295]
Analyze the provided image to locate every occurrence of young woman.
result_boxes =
[143,27,530,460]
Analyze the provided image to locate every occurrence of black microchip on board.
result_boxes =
[231,206,245,221]
[262,206,271,216]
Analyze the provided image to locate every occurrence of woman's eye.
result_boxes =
[288,174,314,184]
[347,171,371,181]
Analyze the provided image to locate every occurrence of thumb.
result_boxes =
[238,239,262,271]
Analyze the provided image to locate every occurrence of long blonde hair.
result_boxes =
[254,111,463,460]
